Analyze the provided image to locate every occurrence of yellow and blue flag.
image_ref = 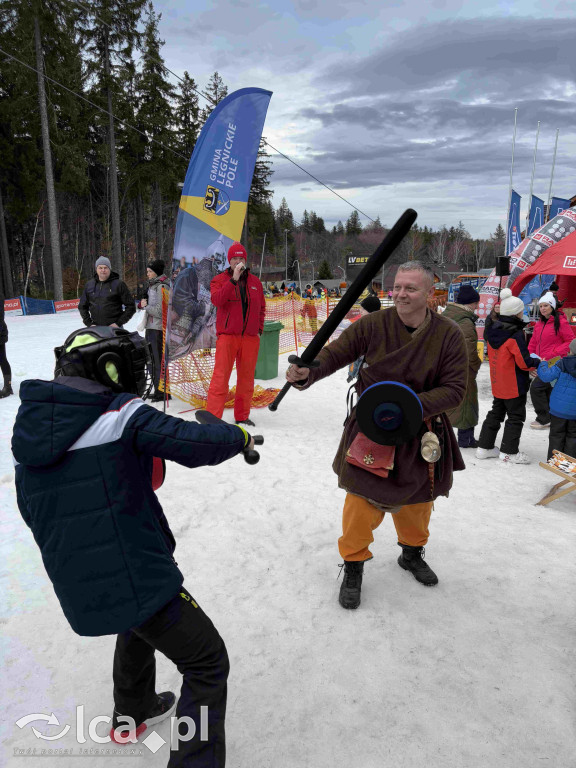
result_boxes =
[167,88,272,359]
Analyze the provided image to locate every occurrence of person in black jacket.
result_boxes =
[13,326,254,766]
[0,299,12,398]
[78,256,136,328]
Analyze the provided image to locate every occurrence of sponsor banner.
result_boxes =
[563,255,576,269]
[549,197,571,221]
[54,299,80,312]
[346,254,371,285]
[527,195,544,235]
[4,298,23,315]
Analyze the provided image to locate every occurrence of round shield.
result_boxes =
[356,381,423,446]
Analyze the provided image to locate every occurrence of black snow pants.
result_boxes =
[530,376,552,425]
[478,394,527,455]
[547,414,576,460]
[113,587,228,767]
[145,328,164,395]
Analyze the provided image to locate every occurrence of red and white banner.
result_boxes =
[4,298,23,315]
[54,299,80,312]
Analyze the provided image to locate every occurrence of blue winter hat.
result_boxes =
[457,284,480,304]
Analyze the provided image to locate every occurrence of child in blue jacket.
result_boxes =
[12,326,253,766]
[537,337,576,460]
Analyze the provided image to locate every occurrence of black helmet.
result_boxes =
[54,326,153,397]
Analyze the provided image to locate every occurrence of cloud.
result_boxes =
[323,17,576,98]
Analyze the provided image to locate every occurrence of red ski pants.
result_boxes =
[339,492,433,561]
[206,334,260,421]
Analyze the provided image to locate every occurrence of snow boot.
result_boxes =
[0,376,12,398]
[236,418,255,427]
[338,560,364,609]
[499,451,530,464]
[457,428,478,448]
[110,691,176,743]
[475,447,499,460]
[397,544,438,586]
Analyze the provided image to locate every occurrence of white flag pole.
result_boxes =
[259,231,266,280]
[504,107,518,259]
[545,128,560,222]
[525,121,540,236]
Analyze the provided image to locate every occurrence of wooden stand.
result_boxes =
[537,450,576,506]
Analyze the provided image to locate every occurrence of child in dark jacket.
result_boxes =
[476,289,541,464]
[12,326,253,766]
[537,337,576,459]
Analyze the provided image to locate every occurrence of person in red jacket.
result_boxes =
[206,242,266,426]
[476,289,541,464]
[528,291,576,429]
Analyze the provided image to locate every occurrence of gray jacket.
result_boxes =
[144,275,170,331]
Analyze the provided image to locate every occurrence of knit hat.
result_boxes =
[95,256,111,269]
[360,296,382,313]
[499,288,525,317]
[548,281,559,292]
[538,291,556,309]
[456,284,480,304]
[228,242,247,261]
[147,259,165,277]
[570,338,576,355]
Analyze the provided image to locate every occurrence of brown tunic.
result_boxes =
[299,307,467,508]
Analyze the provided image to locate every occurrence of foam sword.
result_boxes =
[268,208,418,412]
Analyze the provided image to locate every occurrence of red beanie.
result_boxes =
[228,242,247,261]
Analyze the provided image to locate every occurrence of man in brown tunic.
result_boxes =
[287,262,467,609]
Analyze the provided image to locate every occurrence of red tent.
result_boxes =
[511,230,576,300]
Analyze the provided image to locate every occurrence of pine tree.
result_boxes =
[135,3,177,260]
[200,71,228,123]
[309,211,325,233]
[174,71,200,162]
[276,197,295,233]
[318,259,333,279]
[346,210,362,236]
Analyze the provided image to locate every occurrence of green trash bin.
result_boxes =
[255,320,283,380]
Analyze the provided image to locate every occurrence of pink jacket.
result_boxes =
[528,312,575,359]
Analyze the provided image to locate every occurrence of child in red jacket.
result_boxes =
[476,289,541,464]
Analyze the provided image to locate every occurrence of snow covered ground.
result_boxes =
[1,310,575,768]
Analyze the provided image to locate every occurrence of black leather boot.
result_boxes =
[338,560,364,609]
[397,544,438,586]
[0,376,13,398]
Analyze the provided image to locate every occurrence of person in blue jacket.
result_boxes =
[537,337,576,460]
[12,325,253,767]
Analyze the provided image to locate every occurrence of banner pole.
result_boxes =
[525,121,540,236]
[545,128,560,222]
[504,107,518,259]
[259,231,266,280]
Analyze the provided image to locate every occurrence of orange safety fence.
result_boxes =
[159,291,370,410]
[159,292,446,409]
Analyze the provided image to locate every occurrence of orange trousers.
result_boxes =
[206,334,260,421]
[339,492,433,561]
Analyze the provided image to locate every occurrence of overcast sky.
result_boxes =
[154,0,576,238]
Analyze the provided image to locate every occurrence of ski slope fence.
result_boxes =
[163,293,396,410]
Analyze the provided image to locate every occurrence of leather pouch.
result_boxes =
[346,432,395,478]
